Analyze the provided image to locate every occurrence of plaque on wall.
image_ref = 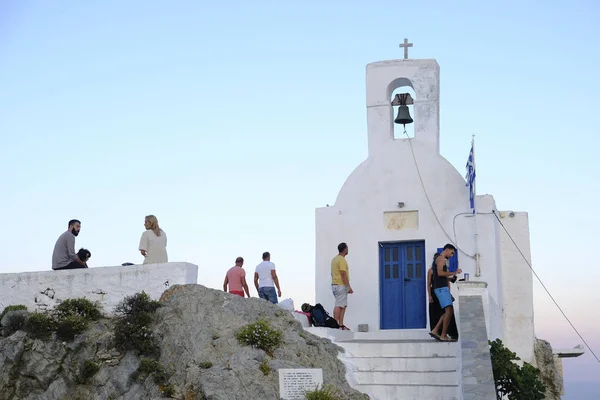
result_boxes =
[383,210,419,230]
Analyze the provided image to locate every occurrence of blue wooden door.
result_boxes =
[380,241,426,329]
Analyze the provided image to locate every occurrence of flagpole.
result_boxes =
[472,134,481,277]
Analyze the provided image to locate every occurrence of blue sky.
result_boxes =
[1,0,599,394]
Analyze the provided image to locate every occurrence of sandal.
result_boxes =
[429,332,441,341]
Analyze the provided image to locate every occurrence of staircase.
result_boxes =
[306,329,461,400]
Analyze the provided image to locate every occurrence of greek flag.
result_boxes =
[465,140,476,213]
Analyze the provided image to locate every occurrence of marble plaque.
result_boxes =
[279,368,323,400]
[383,210,419,230]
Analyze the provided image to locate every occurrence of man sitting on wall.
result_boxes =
[52,219,88,270]
[429,243,461,341]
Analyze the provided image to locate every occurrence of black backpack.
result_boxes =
[309,303,340,329]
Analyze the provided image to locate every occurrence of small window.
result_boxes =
[385,265,391,279]
[393,264,399,279]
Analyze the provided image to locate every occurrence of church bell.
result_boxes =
[392,93,414,127]
[394,105,413,126]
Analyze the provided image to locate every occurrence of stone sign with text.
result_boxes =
[278,368,323,400]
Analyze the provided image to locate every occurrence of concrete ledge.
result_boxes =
[0,262,198,315]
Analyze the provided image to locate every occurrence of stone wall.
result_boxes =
[0,263,198,315]
[459,294,497,400]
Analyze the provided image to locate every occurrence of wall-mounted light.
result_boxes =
[397,202,405,208]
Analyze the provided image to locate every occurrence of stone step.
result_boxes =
[340,339,458,358]
[353,370,458,386]
[353,383,460,400]
[343,329,434,341]
[347,356,457,372]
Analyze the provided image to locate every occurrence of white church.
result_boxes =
[306,42,584,399]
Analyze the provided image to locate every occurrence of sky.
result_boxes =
[1,0,599,396]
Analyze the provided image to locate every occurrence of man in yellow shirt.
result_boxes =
[331,242,353,330]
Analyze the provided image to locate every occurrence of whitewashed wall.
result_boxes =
[499,212,535,363]
[0,262,198,316]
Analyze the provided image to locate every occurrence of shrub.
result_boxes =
[56,315,90,341]
[55,298,102,321]
[161,384,175,397]
[114,312,157,355]
[305,384,343,400]
[198,362,213,369]
[76,360,100,384]
[114,292,161,355]
[115,292,161,316]
[136,359,173,397]
[489,339,546,400]
[259,359,270,375]
[2,312,27,336]
[235,319,283,356]
[0,305,27,322]
[25,312,56,340]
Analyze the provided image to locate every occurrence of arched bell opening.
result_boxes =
[390,85,416,139]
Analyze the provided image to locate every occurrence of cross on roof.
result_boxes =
[399,38,413,59]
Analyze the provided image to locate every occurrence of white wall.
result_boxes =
[0,262,198,316]
[499,212,535,363]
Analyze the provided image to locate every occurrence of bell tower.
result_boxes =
[365,40,440,156]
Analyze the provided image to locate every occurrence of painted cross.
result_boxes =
[399,38,413,59]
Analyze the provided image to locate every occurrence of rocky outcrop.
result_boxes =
[0,284,368,400]
[534,338,563,400]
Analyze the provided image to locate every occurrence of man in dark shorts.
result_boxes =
[429,244,462,341]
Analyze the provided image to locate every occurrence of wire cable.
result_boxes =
[493,210,600,365]
[404,131,475,259]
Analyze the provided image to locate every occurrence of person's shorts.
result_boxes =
[332,284,348,307]
[229,290,244,297]
[434,287,453,309]
[258,286,278,304]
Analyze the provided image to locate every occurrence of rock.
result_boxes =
[534,338,563,400]
[0,284,369,400]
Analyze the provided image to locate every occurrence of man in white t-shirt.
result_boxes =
[254,251,282,304]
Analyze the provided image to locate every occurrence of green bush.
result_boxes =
[135,359,173,397]
[259,359,270,375]
[25,312,56,340]
[114,292,161,355]
[235,319,283,356]
[56,315,90,341]
[305,384,343,400]
[55,298,102,321]
[198,362,213,369]
[114,292,161,316]
[489,339,546,400]
[2,312,27,336]
[76,360,100,384]
[0,305,27,322]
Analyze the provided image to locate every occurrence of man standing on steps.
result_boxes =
[429,243,462,341]
[331,242,353,330]
[52,219,88,270]
[254,252,282,304]
[223,257,250,297]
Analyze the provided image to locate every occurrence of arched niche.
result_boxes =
[389,77,416,139]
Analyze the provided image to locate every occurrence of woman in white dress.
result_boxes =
[138,215,168,264]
